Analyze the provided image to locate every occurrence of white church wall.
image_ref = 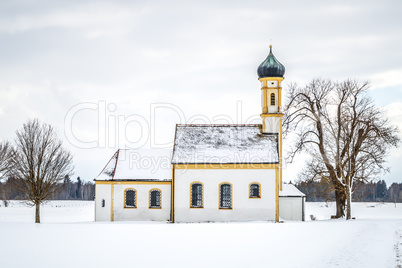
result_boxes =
[174,168,276,223]
[112,182,171,221]
[279,196,304,221]
[95,183,112,221]
[264,117,280,134]
[267,80,278,88]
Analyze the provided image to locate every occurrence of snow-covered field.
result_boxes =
[0,201,401,268]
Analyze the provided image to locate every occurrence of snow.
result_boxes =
[0,201,401,267]
[172,124,279,164]
[95,149,172,181]
[279,183,306,197]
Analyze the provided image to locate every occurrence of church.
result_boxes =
[94,46,305,223]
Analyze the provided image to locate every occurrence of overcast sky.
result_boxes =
[1,0,402,185]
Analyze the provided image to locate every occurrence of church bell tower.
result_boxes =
[257,45,285,189]
[257,45,285,134]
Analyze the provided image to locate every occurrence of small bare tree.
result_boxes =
[9,119,74,223]
[284,79,399,219]
[0,141,13,181]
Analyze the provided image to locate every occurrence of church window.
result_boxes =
[270,93,275,106]
[149,189,161,208]
[101,199,105,207]
[219,183,232,209]
[190,182,203,208]
[124,189,136,208]
[249,183,261,198]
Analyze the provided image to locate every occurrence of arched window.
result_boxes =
[149,189,161,208]
[270,93,275,106]
[219,183,232,209]
[125,189,136,208]
[249,183,261,198]
[101,199,105,207]
[190,182,203,208]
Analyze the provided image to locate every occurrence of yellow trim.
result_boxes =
[249,182,262,198]
[149,188,162,209]
[175,163,278,169]
[258,77,284,83]
[110,183,114,221]
[189,181,204,209]
[219,182,233,210]
[275,168,279,222]
[124,188,137,209]
[171,165,175,223]
[263,88,268,113]
[280,117,283,191]
[262,118,265,132]
[95,181,171,185]
[278,87,282,112]
[260,113,283,118]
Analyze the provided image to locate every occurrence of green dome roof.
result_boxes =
[257,45,285,78]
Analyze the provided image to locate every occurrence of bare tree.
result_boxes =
[0,141,13,181]
[9,119,74,223]
[284,79,399,219]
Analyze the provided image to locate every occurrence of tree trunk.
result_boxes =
[335,189,346,218]
[346,183,351,220]
[35,203,40,223]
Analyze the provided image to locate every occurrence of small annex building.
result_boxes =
[279,184,306,221]
[94,45,305,223]
[95,149,172,222]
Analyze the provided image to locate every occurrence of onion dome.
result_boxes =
[257,45,285,78]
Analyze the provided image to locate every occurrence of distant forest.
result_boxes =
[0,176,95,203]
[3,176,401,204]
[295,179,402,203]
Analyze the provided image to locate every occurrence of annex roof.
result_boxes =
[279,184,306,197]
[172,124,279,164]
[94,149,172,181]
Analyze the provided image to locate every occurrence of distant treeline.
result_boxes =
[0,176,95,202]
[295,179,402,203]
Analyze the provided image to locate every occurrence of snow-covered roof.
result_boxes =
[94,149,172,181]
[279,184,306,197]
[172,124,279,164]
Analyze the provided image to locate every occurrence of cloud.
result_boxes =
[371,69,402,89]
[385,102,402,132]
[1,0,402,181]
[0,2,135,33]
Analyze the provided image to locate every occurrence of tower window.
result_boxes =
[125,189,137,208]
[271,93,275,106]
[191,182,203,208]
[249,183,261,198]
[219,183,232,209]
[149,189,161,208]
[101,199,105,207]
